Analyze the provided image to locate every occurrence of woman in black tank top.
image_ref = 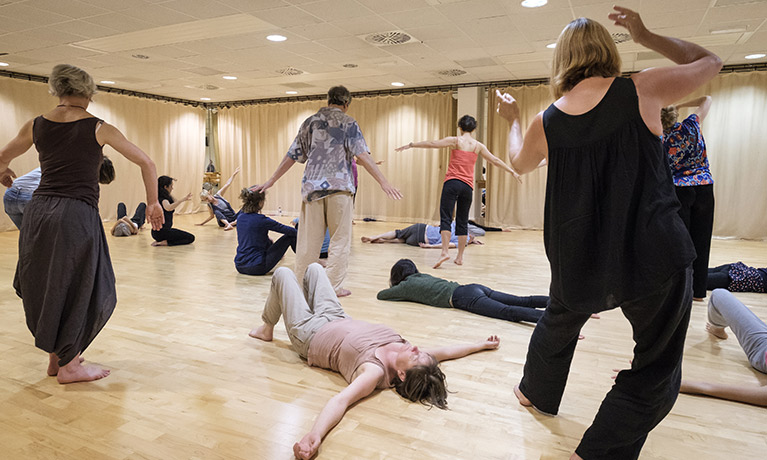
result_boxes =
[494,7,722,460]
[0,64,164,384]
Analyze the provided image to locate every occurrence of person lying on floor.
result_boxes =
[378,258,548,323]
[249,263,500,459]
[361,221,484,248]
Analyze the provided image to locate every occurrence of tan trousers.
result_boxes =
[261,264,348,358]
[295,192,353,292]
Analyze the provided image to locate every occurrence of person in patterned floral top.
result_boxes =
[707,262,767,293]
[255,86,402,297]
[662,95,714,301]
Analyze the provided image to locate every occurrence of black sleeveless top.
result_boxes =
[33,116,103,210]
[542,77,695,312]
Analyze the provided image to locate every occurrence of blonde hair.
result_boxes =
[48,64,96,99]
[550,18,621,99]
[660,106,679,133]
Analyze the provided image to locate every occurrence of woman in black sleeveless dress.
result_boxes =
[0,64,164,384]
[496,7,722,460]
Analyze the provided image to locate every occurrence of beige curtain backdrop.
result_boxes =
[486,83,553,230]
[486,72,767,240]
[216,91,455,223]
[0,77,206,232]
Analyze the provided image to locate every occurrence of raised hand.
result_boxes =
[608,6,649,44]
[495,90,519,122]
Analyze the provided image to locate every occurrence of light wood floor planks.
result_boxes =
[1,215,765,459]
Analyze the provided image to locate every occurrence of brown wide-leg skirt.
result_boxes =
[14,195,116,367]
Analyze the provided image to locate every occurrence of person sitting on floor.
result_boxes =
[197,167,240,230]
[235,187,296,275]
[249,263,500,460]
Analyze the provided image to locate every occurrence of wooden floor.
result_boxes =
[1,215,765,460]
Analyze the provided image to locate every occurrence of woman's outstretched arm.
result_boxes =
[0,120,34,186]
[680,380,767,407]
[293,364,384,460]
[423,335,500,362]
[395,137,457,152]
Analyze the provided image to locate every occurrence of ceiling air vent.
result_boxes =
[438,69,467,77]
[363,31,415,46]
[612,32,631,44]
[276,66,304,76]
[198,84,220,91]
[343,63,358,68]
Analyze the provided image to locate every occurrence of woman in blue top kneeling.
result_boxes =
[235,187,297,275]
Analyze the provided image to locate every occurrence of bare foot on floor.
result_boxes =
[335,288,351,297]
[361,236,372,243]
[433,255,450,269]
[706,322,728,339]
[56,363,110,384]
[453,258,463,266]
[151,241,168,246]
[224,225,234,231]
[48,354,84,376]
[249,324,274,341]
[514,384,532,407]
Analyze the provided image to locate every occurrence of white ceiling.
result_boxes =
[1,0,766,102]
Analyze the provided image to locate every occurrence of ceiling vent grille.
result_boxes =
[612,32,631,44]
[438,69,467,76]
[363,31,415,46]
[198,84,220,91]
[276,66,304,76]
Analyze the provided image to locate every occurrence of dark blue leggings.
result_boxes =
[236,234,297,276]
[451,284,548,323]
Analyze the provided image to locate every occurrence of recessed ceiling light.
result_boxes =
[222,75,237,80]
[391,82,405,87]
[267,34,287,42]
[546,43,556,49]
[100,80,115,84]
[0,62,9,67]
[521,0,547,7]
[200,97,211,101]
[745,53,766,60]
[286,91,298,95]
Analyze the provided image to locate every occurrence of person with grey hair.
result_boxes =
[0,64,163,384]
[255,85,403,297]
[111,202,146,237]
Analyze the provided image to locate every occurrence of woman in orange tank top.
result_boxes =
[396,115,519,268]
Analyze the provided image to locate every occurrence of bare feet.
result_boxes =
[56,356,110,384]
[249,324,274,341]
[335,288,351,297]
[693,297,705,302]
[706,322,728,339]
[151,240,168,246]
[224,224,234,231]
[514,384,532,407]
[454,257,463,265]
[48,354,84,376]
[361,236,372,243]
[433,254,450,269]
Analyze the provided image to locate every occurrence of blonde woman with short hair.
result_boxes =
[496,6,722,459]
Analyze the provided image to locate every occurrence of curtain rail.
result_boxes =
[3,63,766,109]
